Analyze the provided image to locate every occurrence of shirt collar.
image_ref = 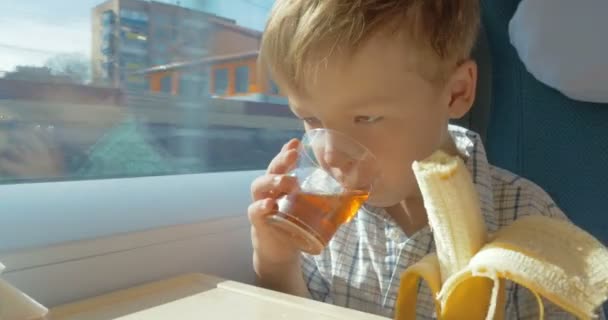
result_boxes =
[449,125,498,233]
[363,125,498,235]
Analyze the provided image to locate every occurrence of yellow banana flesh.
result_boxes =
[395,150,608,320]
[411,151,488,282]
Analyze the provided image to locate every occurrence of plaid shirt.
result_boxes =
[301,125,605,319]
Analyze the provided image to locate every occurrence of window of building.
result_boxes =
[235,66,249,94]
[122,30,147,42]
[160,75,172,94]
[102,10,116,26]
[213,68,229,95]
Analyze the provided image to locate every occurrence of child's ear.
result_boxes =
[445,60,477,119]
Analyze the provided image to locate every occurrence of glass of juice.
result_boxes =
[268,128,379,255]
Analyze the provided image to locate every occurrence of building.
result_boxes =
[0,77,301,174]
[140,50,285,104]
[91,0,262,91]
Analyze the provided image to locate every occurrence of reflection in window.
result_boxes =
[0,0,299,184]
[270,81,280,95]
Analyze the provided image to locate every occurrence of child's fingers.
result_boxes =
[251,174,298,201]
[247,198,277,227]
[267,139,300,174]
[281,138,299,153]
[267,148,298,174]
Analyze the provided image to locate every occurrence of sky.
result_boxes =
[0,0,274,72]
[193,0,273,31]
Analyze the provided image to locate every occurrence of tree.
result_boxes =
[3,66,71,83]
[44,53,91,84]
[2,53,91,85]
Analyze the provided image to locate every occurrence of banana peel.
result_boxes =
[394,151,608,320]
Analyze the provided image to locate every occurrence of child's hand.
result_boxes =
[249,139,301,268]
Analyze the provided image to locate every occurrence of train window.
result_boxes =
[0,0,300,185]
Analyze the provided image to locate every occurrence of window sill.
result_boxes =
[0,171,261,307]
[0,170,262,252]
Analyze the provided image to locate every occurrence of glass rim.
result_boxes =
[301,128,378,163]
[299,128,380,192]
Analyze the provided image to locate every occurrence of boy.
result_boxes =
[248,0,603,318]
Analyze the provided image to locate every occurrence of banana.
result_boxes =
[394,150,608,320]
[411,151,488,283]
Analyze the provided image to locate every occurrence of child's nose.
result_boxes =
[324,155,354,187]
[321,140,356,185]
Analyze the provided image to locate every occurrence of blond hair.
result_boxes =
[260,0,480,93]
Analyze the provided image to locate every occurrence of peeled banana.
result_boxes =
[410,151,488,283]
[395,150,608,320]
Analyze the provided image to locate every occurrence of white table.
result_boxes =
[49,273,389,320]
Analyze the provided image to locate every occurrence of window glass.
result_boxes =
[0,0,299,184]
[213,68,229,96]
[235,66,249,94]
[160,76,172,94]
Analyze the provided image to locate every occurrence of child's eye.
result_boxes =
[354,115,384,124]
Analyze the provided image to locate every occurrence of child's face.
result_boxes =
[285,36,475,207]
